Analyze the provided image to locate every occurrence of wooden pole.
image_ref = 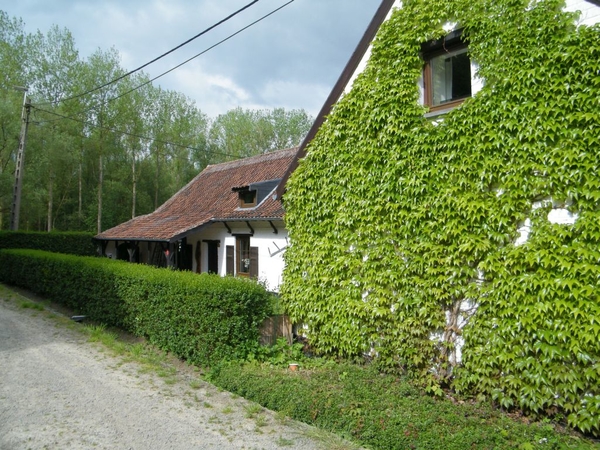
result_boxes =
[10,89,31,231]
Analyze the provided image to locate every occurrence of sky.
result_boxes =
[2,0,382,118]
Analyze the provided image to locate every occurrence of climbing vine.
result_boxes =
[281,0,600,436]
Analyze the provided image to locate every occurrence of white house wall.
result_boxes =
[217,221,288,292]
[185,220,288,292]
[98,220,288,292]
[565,0,600,26]
[246,225,288,292]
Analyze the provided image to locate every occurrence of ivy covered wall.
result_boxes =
[281,0,600,435]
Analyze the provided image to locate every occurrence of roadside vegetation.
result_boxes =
[206,339,599,450]
[1,246,598,449]
[5,280,596,449]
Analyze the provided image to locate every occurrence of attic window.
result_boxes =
[239,190,257,208]
[422,29,472,113]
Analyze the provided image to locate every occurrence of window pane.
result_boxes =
[239,237,250,273]
[242,191,255,204]
[430,48,471,106]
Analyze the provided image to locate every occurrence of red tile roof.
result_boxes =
[95,148,297,242]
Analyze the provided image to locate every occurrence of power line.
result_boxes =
[30,104,238,160]
[33,0,296,126]
[102,0,296,108]
[38,0,260,107]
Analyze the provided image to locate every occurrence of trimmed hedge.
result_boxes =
[0,231,96,256]
[209,361,596,450]
[0,249,271,365]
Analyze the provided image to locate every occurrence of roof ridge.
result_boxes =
[204,147,298,173]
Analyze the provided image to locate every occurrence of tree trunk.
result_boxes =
[154,146,160,210]
[97,153,103,234]
[47,171,54,232]
[78,137,83,228]
[78,160,82,227]
[132,151,137,218]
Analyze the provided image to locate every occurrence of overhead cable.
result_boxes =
[103,0,296,107]
[31,105,237,160]
[33,0,296,125]
[39,0,260,107]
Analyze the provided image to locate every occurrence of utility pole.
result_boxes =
[10,86,31,231]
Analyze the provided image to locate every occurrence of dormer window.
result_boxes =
[238,190,257,208]
[232,179,281,209]
[422,29,472,113]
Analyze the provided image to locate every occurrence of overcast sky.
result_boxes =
[2,0,382,118]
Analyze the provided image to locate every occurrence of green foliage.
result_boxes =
[0,12,312,233]
[0,249,272,365]
[0,231,96,256]
[209,361,596,450]
[208,107,313,161]
[281,0,600,436]
[242,337,306,367]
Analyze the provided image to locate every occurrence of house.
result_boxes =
[278,0,600,343]
[277,0,600,432]
[94,148,296,292]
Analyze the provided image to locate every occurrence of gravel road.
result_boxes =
[0,285,340,450]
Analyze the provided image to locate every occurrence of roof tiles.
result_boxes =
[95,148,296,242]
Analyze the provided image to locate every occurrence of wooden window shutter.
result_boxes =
[226,245,234,275]
[249,246,259,278]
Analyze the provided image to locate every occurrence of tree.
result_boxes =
[25,25,80,231]
[0,12,32,228]
[0,9,312,232]
[208,107,312,160]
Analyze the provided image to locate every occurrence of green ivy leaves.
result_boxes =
[282,0,600,436]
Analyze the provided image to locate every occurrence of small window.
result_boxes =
[422,30,471,112]
[237,236,251,275]
[235,237,258,277]
[239,190,257,208]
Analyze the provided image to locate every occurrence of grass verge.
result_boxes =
[206,360,599,450]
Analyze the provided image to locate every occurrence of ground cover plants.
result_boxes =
[2,280,598,448]
[208,356,599,450]
[0,283,362,450]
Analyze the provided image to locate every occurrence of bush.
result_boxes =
[0,231,96,256]
[208,361,596,450]
[0,249,271,365]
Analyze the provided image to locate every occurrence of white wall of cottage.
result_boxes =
[565,0,600,26]
[192,220,288,292]
[100,220,288,293]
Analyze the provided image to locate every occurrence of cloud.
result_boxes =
[168,60,253,117]
[258,80,330,117]
[4,0,382,118]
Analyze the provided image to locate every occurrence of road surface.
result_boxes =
[0,285,333,450]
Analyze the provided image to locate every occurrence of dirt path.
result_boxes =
[0,285,334,450]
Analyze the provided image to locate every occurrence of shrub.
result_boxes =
[0,249,271,365]
[0,231,96,256]
[208,361,597,450]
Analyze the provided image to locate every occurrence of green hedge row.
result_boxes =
[209,361,594,450]
[0,231,96,256]
[0,249,271,365]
